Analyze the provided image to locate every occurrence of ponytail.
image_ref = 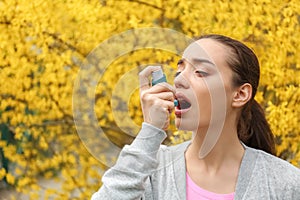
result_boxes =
[238,99,276,155]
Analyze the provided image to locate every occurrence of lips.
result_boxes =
[175,93,192,116]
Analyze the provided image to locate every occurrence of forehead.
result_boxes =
[182,38,229,67]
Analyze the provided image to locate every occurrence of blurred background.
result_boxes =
[0,0,299,199]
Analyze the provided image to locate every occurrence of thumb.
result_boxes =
[139,65,162,91]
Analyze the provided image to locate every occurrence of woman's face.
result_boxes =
[174,38,235,132]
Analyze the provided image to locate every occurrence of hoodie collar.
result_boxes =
[171,141,257,200]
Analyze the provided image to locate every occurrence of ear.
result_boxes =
[232,83,252,108]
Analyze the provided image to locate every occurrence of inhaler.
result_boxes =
[151,67,178,107]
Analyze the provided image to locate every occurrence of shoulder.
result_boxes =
[247,146,300,188]
[251,147,299,174]
[159,140,191,154]
[156,141,190,166]
[237,146,300,199]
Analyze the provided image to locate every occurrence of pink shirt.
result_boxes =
[186,172,235,200]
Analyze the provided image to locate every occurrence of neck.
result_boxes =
[186,125,244,174]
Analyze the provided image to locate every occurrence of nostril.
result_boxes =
[174,73,189,89]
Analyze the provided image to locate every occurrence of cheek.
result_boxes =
[189,83,212,126]
[193,83,212,113]
[196,92,211,109]
[195,79,229,122]
[206,79,231,123]
[197,93,212,124]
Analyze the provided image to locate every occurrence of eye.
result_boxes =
[177,59,184,66]
[195,70,209,77]
[175,71,181,77]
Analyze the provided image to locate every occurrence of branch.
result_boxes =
[1,94,27,104]
[0,20,11,25]
[47,91,73,120]
[42,31,86,56]
[128,0,165,11]
[159,0,165,26]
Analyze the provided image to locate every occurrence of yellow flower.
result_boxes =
[6,173,15,185]
[0,168,6,180]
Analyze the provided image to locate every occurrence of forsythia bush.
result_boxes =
[0,0,299,199]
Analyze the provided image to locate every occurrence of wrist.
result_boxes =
[130,122,167,153]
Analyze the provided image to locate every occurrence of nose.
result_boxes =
[174,70,189,89]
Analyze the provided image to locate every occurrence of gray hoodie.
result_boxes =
[92,123,300,200]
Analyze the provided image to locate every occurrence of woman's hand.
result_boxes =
[139,66,176,130]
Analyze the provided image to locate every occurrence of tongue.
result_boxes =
[178,100,191,109]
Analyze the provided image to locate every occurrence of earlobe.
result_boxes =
[232,83,252,108]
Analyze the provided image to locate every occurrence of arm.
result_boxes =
[92,66,175,200]
[91,123,166,200]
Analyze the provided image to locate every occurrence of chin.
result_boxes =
[175,117,199,131]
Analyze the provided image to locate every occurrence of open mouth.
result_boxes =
[177,99,191,110]
[175,93,192,116]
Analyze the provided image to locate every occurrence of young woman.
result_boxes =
[92,34,300,200]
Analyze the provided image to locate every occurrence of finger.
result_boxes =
[139,65,162,91]
[161,100,175,113]
[162,118,170,131]
[166,101,175,112]
[147,82,176,95]
[147,100,174,116]
[163,124,170,130]
[152,92,175,101]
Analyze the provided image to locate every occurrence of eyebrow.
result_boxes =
[177,58,215,67]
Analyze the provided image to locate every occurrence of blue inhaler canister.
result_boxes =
[151,68,178,107]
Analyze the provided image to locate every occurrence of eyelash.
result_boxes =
[175,71,209,77]
[175,72,181,77]
[195,71,209,77]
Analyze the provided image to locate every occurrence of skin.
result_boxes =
[139,38,252,194]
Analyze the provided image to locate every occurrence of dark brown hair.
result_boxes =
[197,34,276,155]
